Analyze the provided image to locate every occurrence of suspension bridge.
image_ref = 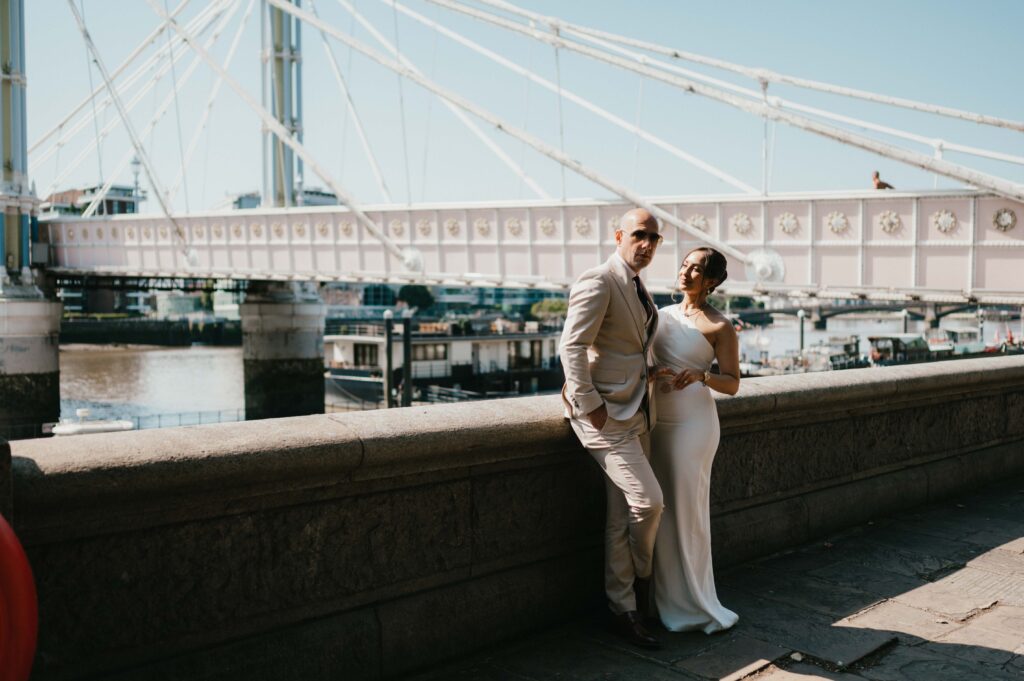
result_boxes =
[1,0,1023,432]
[4,0,1023,302]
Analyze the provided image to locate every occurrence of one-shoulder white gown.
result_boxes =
[650,305,738,633]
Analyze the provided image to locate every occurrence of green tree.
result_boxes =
[397,284,435,311]
[530,298,568,321]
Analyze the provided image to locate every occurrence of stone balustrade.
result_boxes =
[4,355,1024,680]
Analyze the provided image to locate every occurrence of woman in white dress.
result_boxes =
[650,247,740,634]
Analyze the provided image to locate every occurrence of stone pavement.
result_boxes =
[410,477,1024,680]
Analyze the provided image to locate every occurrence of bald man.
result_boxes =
[559,207,665,649]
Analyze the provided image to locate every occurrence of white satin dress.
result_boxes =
[650,305,738,633]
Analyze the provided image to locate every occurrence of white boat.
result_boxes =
[51,409,134,436]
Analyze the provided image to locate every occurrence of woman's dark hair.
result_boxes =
[685,247,728,294]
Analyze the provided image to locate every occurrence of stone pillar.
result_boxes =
[0,288,61,439]
[241,282,325,420]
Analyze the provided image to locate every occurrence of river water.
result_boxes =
[58,312,1020,424]
[60,345,244,426]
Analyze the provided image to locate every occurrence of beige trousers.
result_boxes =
[570,408,664,614]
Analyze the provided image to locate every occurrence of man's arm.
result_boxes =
[559,274,610,422]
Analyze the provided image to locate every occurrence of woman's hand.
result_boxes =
[657,367,705,392]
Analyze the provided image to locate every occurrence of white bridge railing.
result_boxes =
[44,189,1024,304]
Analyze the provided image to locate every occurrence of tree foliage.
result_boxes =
[397,284,435,311]
[530,298,568,320]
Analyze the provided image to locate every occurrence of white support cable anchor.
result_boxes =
[265,0,750,263]
[68,0,194,264]
[147,0,422,272]
[425,0,1024,203]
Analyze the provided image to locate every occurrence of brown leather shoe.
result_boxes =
[610,610,662,649]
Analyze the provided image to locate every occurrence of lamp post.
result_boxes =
[901,308,910,334]
[797,309,806,354]
[401,308,413,407]
[130,155,142,213]
[383,310,394,408]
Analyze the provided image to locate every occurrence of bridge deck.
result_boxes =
[42,189,1024,304]
[413,477,1024,680]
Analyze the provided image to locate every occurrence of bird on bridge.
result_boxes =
[872,171,894,190]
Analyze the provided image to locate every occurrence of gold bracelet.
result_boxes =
[702,370,711,385]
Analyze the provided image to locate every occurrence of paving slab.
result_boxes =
[751,662,848,680]
[415,479,1024,681]
[716,587,894,668]
[720,565,883,620]
[890,574,999,621]
[913,564,1024,608]
[967,547,1024,575]
[837,600,964,645]
[672,634,788,680]
[857,525,984,565]
[854,644,1021,681]
[804,562,928,603]
[823,539,963,582]
[923,604,1024,666]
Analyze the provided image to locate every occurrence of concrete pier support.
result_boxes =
[0,288,61,439]
[241,282,325,420]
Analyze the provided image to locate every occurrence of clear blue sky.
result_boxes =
[24,1,1024,213]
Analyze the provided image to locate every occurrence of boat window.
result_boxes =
[354,343,378,368]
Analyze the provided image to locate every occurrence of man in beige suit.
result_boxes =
[560,207,664,649]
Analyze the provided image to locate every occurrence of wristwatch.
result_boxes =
[702,370,711,385]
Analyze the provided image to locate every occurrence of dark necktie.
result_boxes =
[633,275,653,321]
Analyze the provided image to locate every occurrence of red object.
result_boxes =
[0,513,37,681]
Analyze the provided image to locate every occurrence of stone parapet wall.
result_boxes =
[9,356,1024,680]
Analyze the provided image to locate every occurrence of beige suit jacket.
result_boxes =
[560,253,658,425]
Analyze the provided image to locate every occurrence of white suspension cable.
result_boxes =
[516,19,534,199]
[552,28,567,201]
[418,8,440,202]
[148,0,421,270]
[427,0,1024,203]
[48,2,235,200]
[266,0,750,262]
[391,2,414,204]
[630,76,642,188]
[83,0,243,217]
[163,0,192,212]
[382,0,757,194]
[31,2,229,173]
[80,0,106,195]
[338,0,552,199]
[574,27,1024,168]
[760,79,768,195]
[168,0,257,204]
[475,0,1024,134]
[337,5,357,184]
[29,0,193,156]
[308,0,392,201]
[68,1,189,254]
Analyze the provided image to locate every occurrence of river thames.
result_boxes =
[57,312,1015,425]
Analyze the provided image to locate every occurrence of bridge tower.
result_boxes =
[243,1,324,420]
[0,0,61,438]
[261,0,303,208]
